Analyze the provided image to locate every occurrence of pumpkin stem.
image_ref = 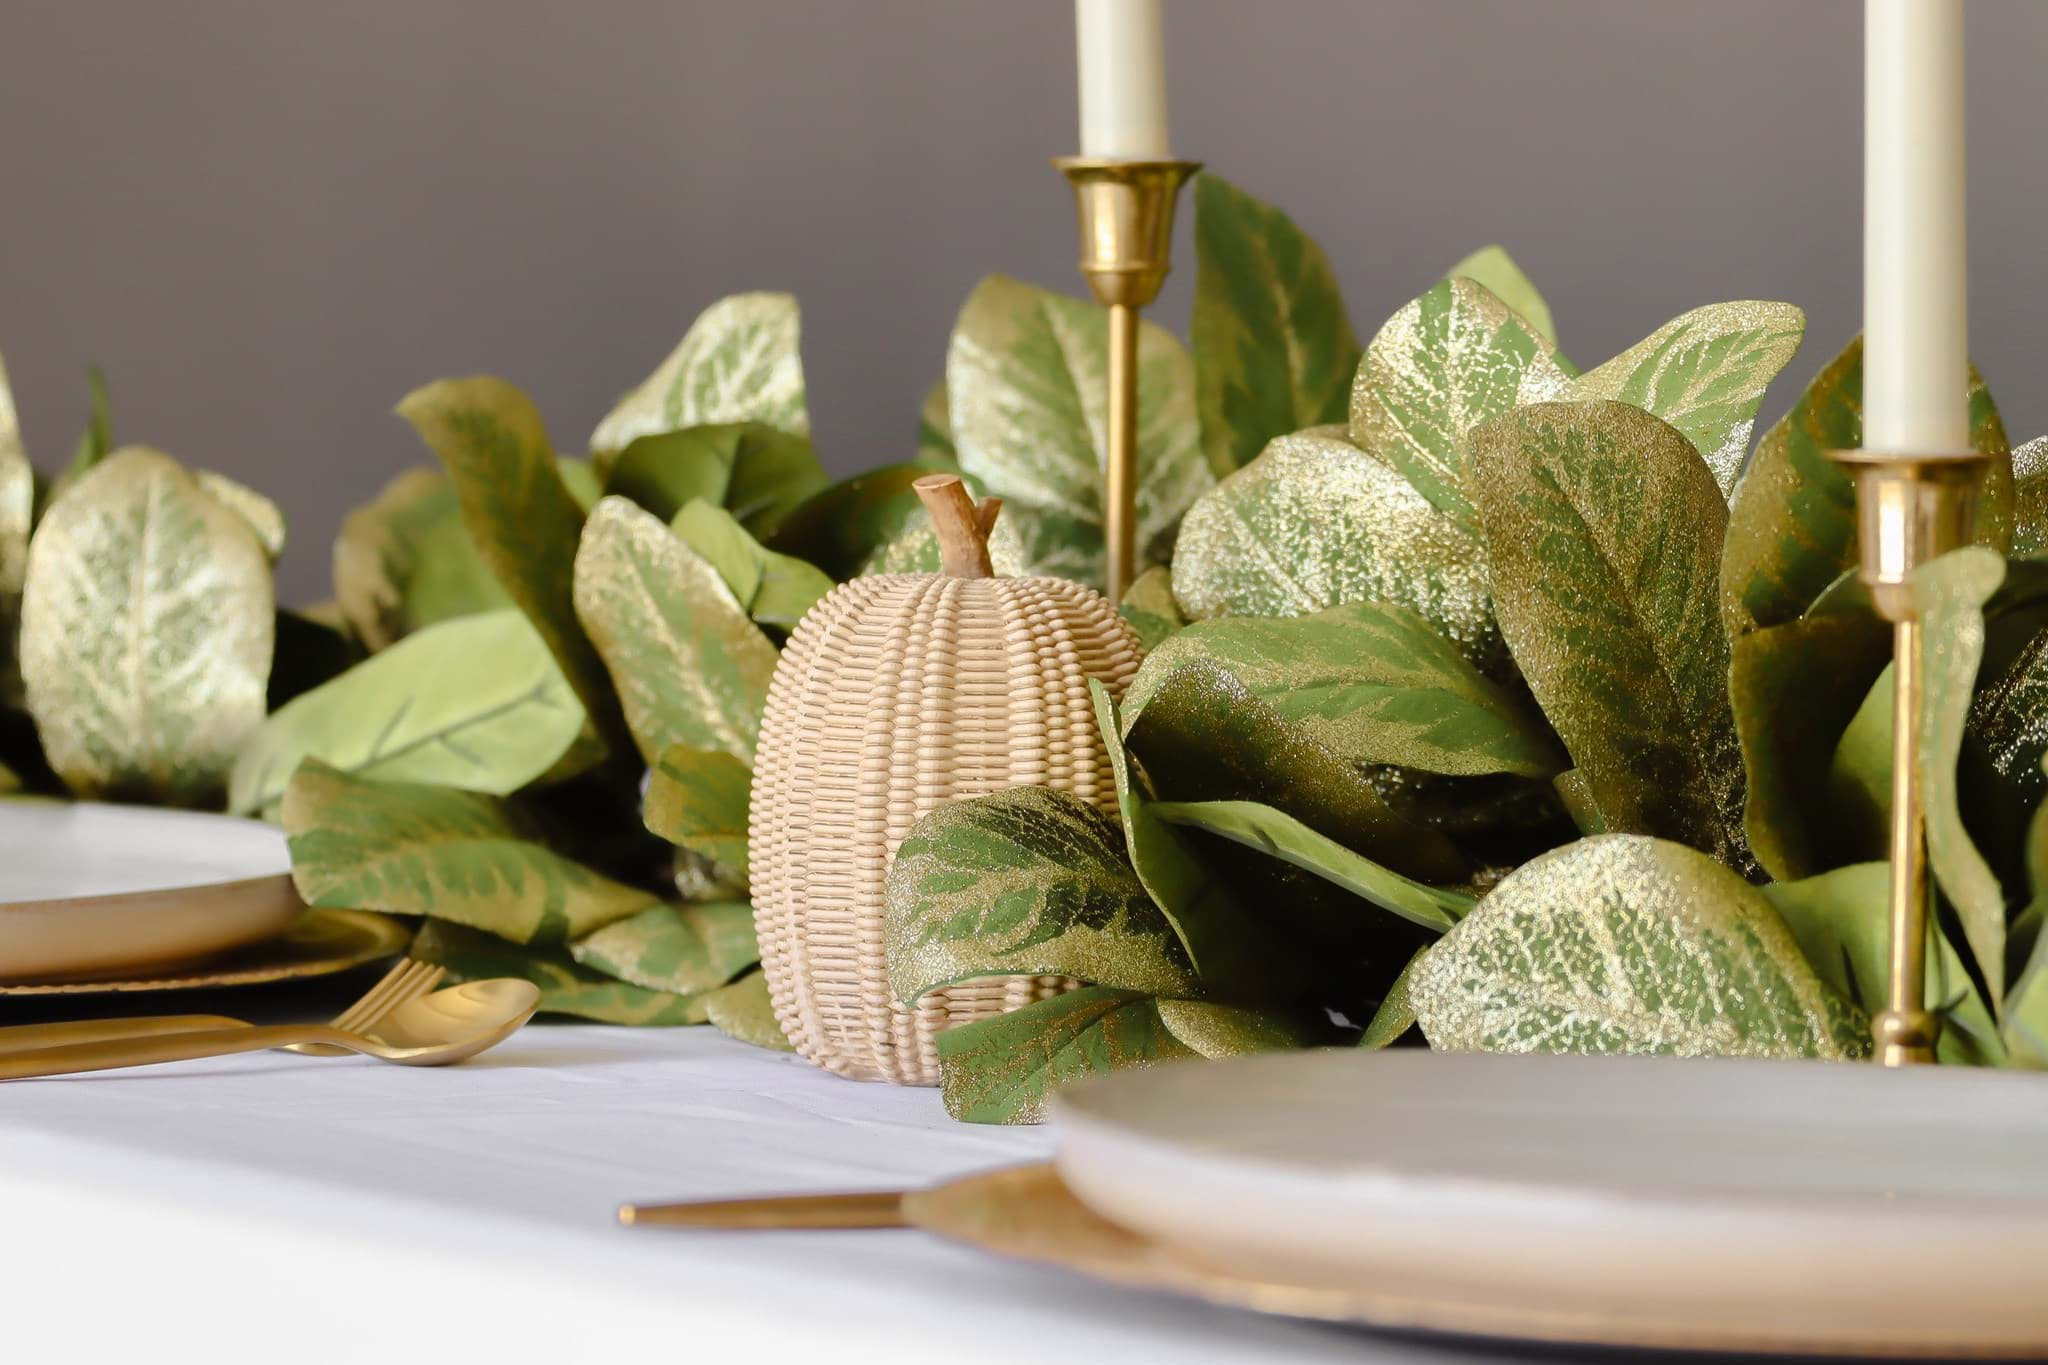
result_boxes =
[914,474,998,578]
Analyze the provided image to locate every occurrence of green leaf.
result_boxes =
[1153,998,1323,1057]
[2011,435,2048,558]
[1443,245,1557,348]
[19,447,273,805]
[1191,172,1360,478]
[1090,681,1290,1003]
[917,380,956,463]
[936,986,1194,1124]
[1721,336,2011,637]
[570,496,780,765]
[1762,862,2002,1067]
[1553,769,1611,836]
[0,352,29,692]
[1913,547,2009,1009]
[196,470,286,561]
[1825,664,1895,862]
[229,609,585,819]
[1120,654,1465,883]
[333,468,512,651]
[854,502,1031,578]
[643,743,751,882]
[701,970,794,1050]
[1554,302,1805,493]
[66,365,113,478]
[1349,276,1567,531]
[1411,834,1869,1059]
[884,785,1198,1006]
[2003,798,2048,1066]
[1169,426,1501,673]
[1126,602,1563,780]
[1968,616,2048,817]
[568,900,758,995]
[1467,400,1750,870]
[764,460,963,581]
[1117,566,1186,653]
[282,760,655,945]
[1359,947,1426,1048]
[1147,799,1473,933]
[590,292,809,471]
[397,377,624,751]
[1731,610,1893,880]
[412,918,707,1025]
[670,499,833,632]
[603,422,828,535]
[946,274,1212,584]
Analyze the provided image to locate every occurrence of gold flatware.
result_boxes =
[0,977,540,1080]
[0,958,445,1056]
[619,1189,909,1229]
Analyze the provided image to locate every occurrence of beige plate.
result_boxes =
[1,801,306,982]
[0,909,410,996]
[906,1164,2047,1359]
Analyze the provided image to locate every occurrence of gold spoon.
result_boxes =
[0,979,541,1080]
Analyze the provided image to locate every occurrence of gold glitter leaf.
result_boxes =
[1191,172,1360,476]
[1349,276,1568,531]
[228,608,585,819]
[702,970,794,1050]
[412,918,708,1025]
[1550,301,1806,494]
[568,900,758,996]
[1720,335,2011,638]
[332,467,512,651]
[2010,435,2048,558]
[643,742,751,884]
[936,985,1194,1125]
[1153,998,1323,1057]
[1444,245,1559,349]
[1169,426,1500,672]
[1410,834,1868,1059]
[1467,401,1749,870]
[946,275,1212,585]
[884,784,1199,1007]
[589,292,809,473]
[571,496,779,766]
[19,447,273,805]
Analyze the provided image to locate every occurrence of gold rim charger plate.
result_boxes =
[0,800,400,988]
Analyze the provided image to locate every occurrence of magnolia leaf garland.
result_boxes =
[568,900,759,997]
[332,467,512,651]
[936,986,1195,1125]
[571,497,780,765]
[1444,246,1559,350]
[1169,427,1500,673]
[1117,566,1186,651]
[2011,435,2048,558]
[590,292,809,471]
[670,499,833,633]
[642,742,752,881]
[1190,173,1360,477]
[413,919,709,1026]
[701,970,795,1051]
[603,422,827,535]
[764,460,962,581]
[884,784,1199,1006]
[1411,835,1868,1060]
[1467,401,1751,871]
[196,471,287,562]
[0,353,29,688]
[228,608,585,818]
[19,447,274,805]
[946,274,1212,582]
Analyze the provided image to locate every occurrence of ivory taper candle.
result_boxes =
[1865,0,1969,452]
[1075,0,1169,159]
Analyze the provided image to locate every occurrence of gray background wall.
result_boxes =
[1,0,2042,602]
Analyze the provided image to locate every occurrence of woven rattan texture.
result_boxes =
[750,573,1143,1084]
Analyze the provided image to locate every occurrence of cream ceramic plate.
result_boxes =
[0,801,302,983]
[1052,1050,2048,1355]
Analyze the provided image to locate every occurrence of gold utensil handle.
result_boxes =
[0,1024,343,1080]
[618,1190,909,1230]
[0,1015,246,1054]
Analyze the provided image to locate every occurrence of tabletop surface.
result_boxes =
[0,979,1706,1364]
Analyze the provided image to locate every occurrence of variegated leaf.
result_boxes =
[1443,245,1558,348]
[854,501,1029,578]
[2011,435,2048,558]
[1720,336,2010,637]
[643,743,751,882]
[332,467,512,651]
[936,986,1194,1125]
[946,274,1212,584]
[412,919,708,1025]
[569,900,758,996]
[1153,998,1324,1057]
[1349,276,1568,531]
[571,497,780,765]
[1411,834,1868,1059]
[1169,426,1501,673]
[884,784,1198,1005]
[1191,172,1360,477]
[0,351,32,667]
[918,379,955,463]
[1467,401,1750,870]
[1126,602,1563,780]
[196,470,286,561]
[702,970,793,1050]
[671,499,832,633]
[590,292,809,470]
[1542,302,1806,493]
[603,422,827,535]
[283,760,654,945]
[229,609,585,818]
[20,447,273,804]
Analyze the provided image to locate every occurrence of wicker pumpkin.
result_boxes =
[750,475,1144,1083]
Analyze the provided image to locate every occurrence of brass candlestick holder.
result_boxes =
[1054,156,1200,604]
[1828,446,1993,1066]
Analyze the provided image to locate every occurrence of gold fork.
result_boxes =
[0,958,446,1057]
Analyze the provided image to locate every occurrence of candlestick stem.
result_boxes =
[1878,615,1936,1066]
[1054,156,1199,604]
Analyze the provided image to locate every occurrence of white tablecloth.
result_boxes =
[0,1023,1517,1364]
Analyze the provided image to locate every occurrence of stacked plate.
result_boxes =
[0,802,404,994]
